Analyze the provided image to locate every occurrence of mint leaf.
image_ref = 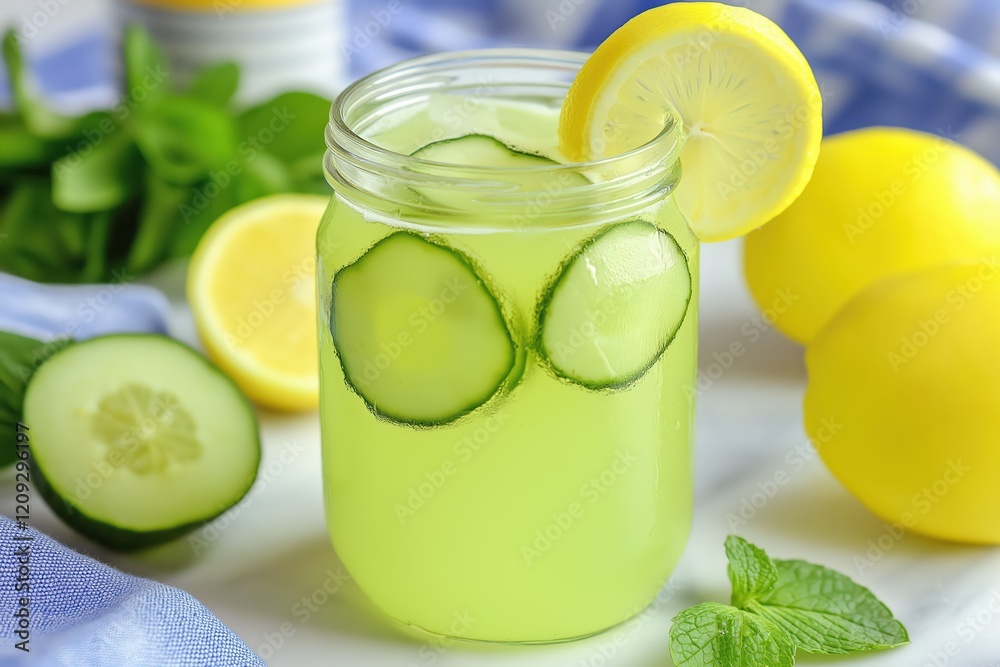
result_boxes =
[746,559,909,654]
[670,602,795,667]
[726,534,778,607]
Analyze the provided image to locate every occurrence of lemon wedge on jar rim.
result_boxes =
[560,2,823,241]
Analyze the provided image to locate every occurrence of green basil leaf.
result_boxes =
[187,61,240,108]
[237,151,294,201]
[136,97,238,185]
[287,150,329,194]
[169,176,241,257]
[0,121,52,170]
[126,173,189,274]
[237,91,329,164]
[81,211,114,283]
[52,122,141,212]
[0,178,89,282]
[123,25,169,108]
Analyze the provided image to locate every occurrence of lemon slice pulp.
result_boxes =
[187,194,328,411]
[560,2,823,241]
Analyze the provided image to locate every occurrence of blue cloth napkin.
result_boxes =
[0,273,171,342]
[3,0,998,163]
[345,0,1000,165]
[0,517,264,666]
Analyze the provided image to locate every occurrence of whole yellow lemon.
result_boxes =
[805,261,1000,543]
[744,127,1000,343]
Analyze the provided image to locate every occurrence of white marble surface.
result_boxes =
[3,239,1000,666]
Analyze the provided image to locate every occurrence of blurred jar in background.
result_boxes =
[119,0,343,103]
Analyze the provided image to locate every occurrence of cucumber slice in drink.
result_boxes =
[330,232,517,426]
[537,220,691,389]
[411,134,557,168]
[409,134,589,210]
[23,335,260,550]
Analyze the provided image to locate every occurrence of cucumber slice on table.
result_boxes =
[409,134,589,209]
[331,232,516,426]
[537,220,692,389]
[23,335,260,550]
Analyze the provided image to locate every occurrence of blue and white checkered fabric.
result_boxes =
[2,0,998,161]
[345,0,1000,164]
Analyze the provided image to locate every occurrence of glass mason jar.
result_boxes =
[319,50,697,644]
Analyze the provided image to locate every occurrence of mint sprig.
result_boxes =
[671,602,794,667]
[669,536,909,666]
[726,532,777,607]
[748,557,910,654]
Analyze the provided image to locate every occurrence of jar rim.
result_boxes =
[323,48,684,229]
[325,48,683,176]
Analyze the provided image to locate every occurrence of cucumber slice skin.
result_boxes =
[534,220,693,391]
[24,334,261,551]
[330,232,518,428]
[30,464,219,551]
[411,134,562,166]
[407,134,591,212]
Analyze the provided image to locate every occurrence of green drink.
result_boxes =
[319,51,696,643]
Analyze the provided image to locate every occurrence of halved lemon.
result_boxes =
[560,2,823,241]
[187,194,328,411]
